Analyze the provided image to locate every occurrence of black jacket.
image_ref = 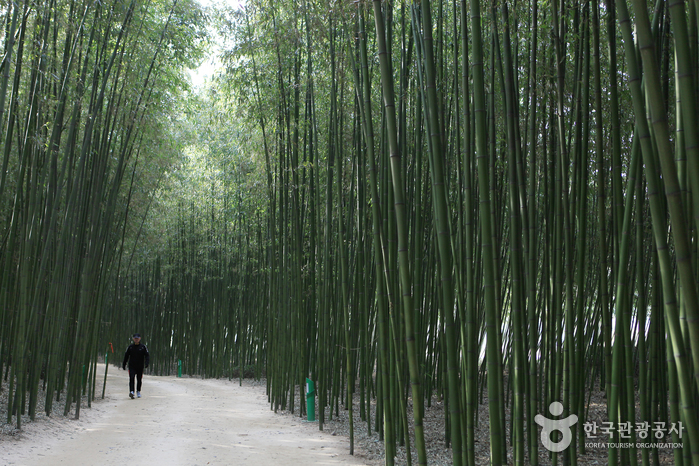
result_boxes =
[123,343,150,370]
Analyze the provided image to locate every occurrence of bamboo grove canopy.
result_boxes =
[2,0,699,465]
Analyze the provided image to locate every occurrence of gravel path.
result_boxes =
[1,366,369,465]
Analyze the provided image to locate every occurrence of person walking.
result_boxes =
[122,333,150,399]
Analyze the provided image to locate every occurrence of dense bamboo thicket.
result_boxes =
[0,0,206,425]
[3,0,699,465]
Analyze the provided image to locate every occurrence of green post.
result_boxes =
[102,353,109,399]
[178,360,182,377]
[306,378,315,421]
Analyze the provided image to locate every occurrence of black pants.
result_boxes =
[129,367,144,393]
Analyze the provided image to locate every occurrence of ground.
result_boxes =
[1,365,370,465]
[0,365,678,465]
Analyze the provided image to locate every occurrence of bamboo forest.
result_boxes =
[2,0,699,464]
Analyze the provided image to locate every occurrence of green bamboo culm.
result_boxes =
[369,1,428,463]
[468,0,504,462]
[411,0,462,463]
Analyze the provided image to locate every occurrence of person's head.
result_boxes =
[132,333,141,345]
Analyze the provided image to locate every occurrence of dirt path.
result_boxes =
[2,366,369,465]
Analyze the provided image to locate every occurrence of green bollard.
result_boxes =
[305,378,315,422]
[102,353,109,399]
[178,360,182,377]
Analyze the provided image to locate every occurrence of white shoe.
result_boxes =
[129,391,134,399]
[137,392,141,398]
